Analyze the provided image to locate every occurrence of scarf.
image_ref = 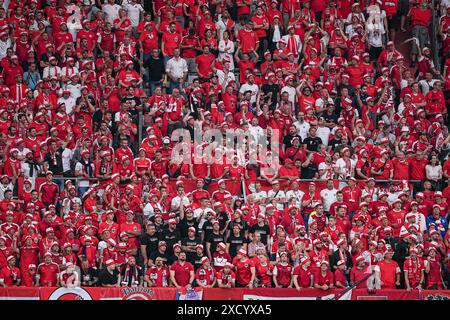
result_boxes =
[80,158,93,177]
[121,264,140,286]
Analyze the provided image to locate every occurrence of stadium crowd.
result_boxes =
[0,0,448,291]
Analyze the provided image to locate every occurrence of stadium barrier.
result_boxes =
[0,287,447,300]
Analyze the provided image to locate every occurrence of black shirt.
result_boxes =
[328,138,343,151]
[98,268,119,286]
[178,217,199,239]
[190,253,206,270]
[181,236,201,262]
[303,136,323,152]
[206,232,225,254]
[283,134,302,150]
[44,147,64,175]
[202,220,214,242]
[249,223,271,245]
[79,267,99,286]
[261,83,280,109]
[162,228,181,256]
[226,233,246,258]
[148,250,169,265]
[322,111,338,125]
[146,56,165,81]
[227,219,249,235]
[140,232,160,258]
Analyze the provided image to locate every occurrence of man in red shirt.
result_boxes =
[232,248,256,288]
[37,253,60,287]
[392,151,410,181]
[195,45,215,81]
[371,150,393,183]
[374,249,401,289]
[0,256,21,287]
[169,251,195,289]
[119,211,142,249]
[145,256,170,287]
[272,252,293,288]
[162,22,181,59]
[237,21,259,58]
[38,171,59,207]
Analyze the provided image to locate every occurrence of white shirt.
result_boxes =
[285,189,305,206]
[218,39,235,69]
[316,126,331,146]
[320,188,338,212]
[58,96,77,116]
[75,161,95,187]
[294,121,310,141]
[0,183,13,200]
[267,189,286,211]
[367,21,385,47]
[62,148,74,172]
[425,164,442,180]
[166,56,188,79]
[281,85,296,109]
[124,3,144,27]
[0,39,12,60]
[43,66,61,79]
[419,79,437,96]
[216,69,235,88]
[103,3,121,23]
[252,190,267,203]
[171,195,190,211]
[65,83,81,100]
[335,157,356,179]
[239,83,259,104]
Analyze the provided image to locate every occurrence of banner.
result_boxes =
[0,287,39,300]
[40,287,102,300]
[40,287,176,300]
[242,288,340,300]
[350,289,420,300]
[177,287,203,300]
[100,287,177,300]
[0,287,443,300]
[201,288,245,300]
[421,290,450,300]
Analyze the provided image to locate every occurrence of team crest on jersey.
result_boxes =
[174,37,178,42]
[121,287,155,300]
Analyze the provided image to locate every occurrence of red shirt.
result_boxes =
[392,159,410,180]
[376,259,400,289]
[0,266,21,286]
[139,30,158,54]
[37,262,60,287]
[217,270,236,286]
[273,262,293,287]
[195,53,215,79]
[162,31,182,56]
[39,182,59,204]
[237,29,259,54]
[195,266,216,286]
[408,158,428,180]
[232,257,255,285]
[170,261,194,287]
[293,266,313,288]
[146,265,170,287]
[314,270,334,287]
